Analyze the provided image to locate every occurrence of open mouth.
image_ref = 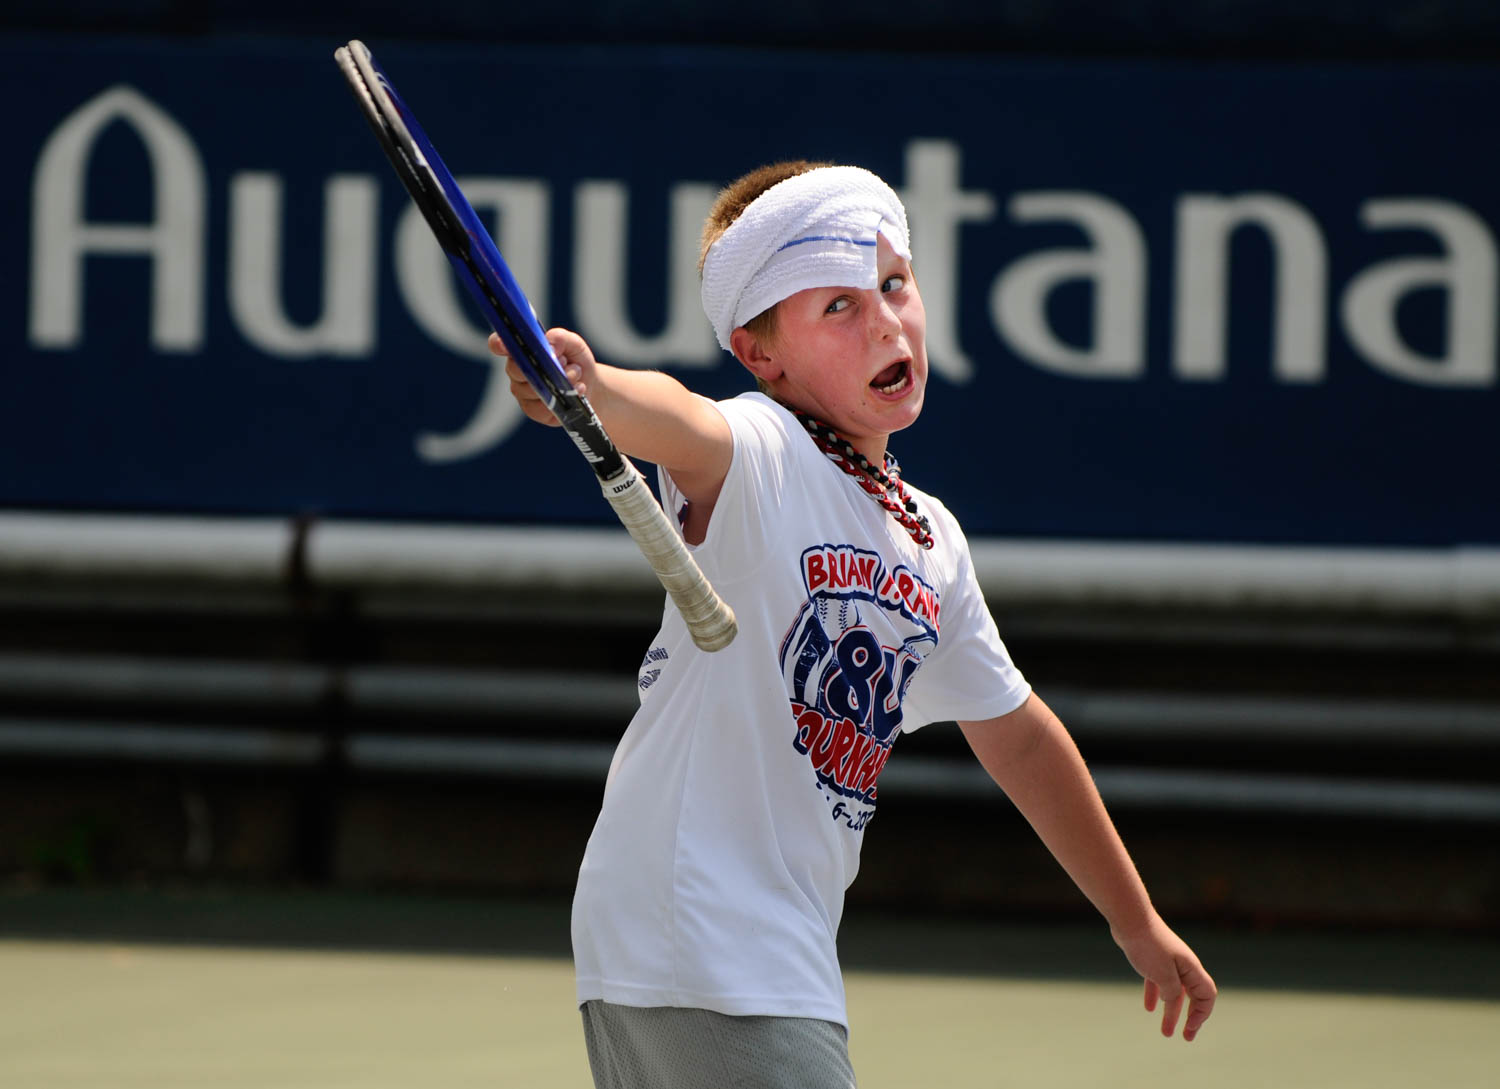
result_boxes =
[870,360,910,394]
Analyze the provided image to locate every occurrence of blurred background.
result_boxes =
[1,6,1498,1079]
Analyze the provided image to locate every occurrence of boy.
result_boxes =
[496,161,1216,1088]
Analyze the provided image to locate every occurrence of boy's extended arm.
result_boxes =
[494,329,733,516]
[958,694,1217,1041]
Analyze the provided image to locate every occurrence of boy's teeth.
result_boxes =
[872,362,906,390]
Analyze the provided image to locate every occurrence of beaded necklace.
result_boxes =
[792,410,934,550]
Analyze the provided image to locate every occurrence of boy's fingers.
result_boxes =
[1152,958,1216,1041]
[1122,927,1216,1042]
[1159,988,1184,1037]
[1180,965,1218,1041]
[546,326,596,367]
[504,358,532,386]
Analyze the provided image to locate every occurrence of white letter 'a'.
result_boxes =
[1342,199,1497,387]
[1174,193,1328,383]
[991,193,1146,378]
[30,85,206,352]
[573,182,718,367]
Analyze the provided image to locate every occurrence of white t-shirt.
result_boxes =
[571,393,1030,1028]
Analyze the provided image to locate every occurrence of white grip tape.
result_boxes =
[601,462,737,652]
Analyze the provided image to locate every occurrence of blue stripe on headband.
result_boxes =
[775,234,877,253]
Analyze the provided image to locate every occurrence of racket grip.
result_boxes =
[601,461,738,652]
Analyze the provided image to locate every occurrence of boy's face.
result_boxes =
[742,234,927,461]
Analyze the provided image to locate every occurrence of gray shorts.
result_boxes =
[580,1000,857,1089]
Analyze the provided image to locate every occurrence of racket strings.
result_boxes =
[792,411,935,550]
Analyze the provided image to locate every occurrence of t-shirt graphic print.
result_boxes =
[781,543,941,828]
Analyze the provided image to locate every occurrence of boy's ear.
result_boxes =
[730,326,782,383]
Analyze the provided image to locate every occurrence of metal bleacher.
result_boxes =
[4,514,1498,851]
[2,512,1498,928]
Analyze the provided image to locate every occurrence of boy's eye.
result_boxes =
[825,297,851,314]
[882,274,907,293]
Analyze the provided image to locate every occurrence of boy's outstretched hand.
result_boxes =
[489,328,597,427]
[1112,915,1217,1041]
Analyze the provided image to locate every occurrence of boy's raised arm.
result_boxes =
[958,695,1218,1042]
[493,329,734,520]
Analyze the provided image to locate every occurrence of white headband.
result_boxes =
[700,166,911,353]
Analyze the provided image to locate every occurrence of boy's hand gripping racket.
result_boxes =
[334,40,736,651]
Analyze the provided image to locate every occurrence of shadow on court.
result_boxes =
[3,884,1498,1003]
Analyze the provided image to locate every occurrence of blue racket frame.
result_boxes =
[339,40,623,476]
[334,39,737,651]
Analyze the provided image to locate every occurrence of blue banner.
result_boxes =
[3,35,1496,545]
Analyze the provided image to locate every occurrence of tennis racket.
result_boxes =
[334,40,736,652]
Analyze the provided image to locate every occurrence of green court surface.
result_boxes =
[3,889,1498,1088]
